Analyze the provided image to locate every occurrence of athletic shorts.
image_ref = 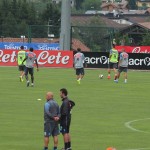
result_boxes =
[76,68,84,76]
[108,62,117,69]
[18,65,25,71]
[44,122,59,137]
[60,118,71,134]
[118,66,128,73]
[24,67,34,75]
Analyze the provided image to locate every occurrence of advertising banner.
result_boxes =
[84,52,109,68]
[0,42,60,50]
[116,46,150,53]
[0,50,149,69]
[0,50,73,68]
[83,52,150,70]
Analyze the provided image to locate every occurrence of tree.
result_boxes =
[41,3,60,25]
[0,0,61,38]
[141,32,150,46]
[72,16,109,51]
[142,3,148,10]
[27,2,37,25]
[18,20,28,37]
[2,12,18,37]
[40,3,61,37]
[41,0,48,2]
[18,0,29,22]
[10,0,18,17]
[75,0,84,10]
[81,0,101,11]
[127,0,137,10]
[1,0,10,22]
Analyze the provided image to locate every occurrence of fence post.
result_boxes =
[28,25,31,43]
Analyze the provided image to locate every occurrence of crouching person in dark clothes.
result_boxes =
[43,92,60,150]
[59,88,75,150]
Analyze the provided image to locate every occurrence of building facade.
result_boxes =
[136,0,150,8]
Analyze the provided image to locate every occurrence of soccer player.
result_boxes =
[74,48,85,84]
[43,92,60,150]
[22,47,39,87]
[107,44,118,80]
[114,48,129,83]
[17,46,26,82]
[59,88,75,150]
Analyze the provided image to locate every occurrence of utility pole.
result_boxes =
[59,0,71,50]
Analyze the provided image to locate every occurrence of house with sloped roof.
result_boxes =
[101,0,150,15]
[101,0,128,12]
[2,13,149,52]
[106,23,150,46]
[139,22,150,29]
[71,14,131,51]
[71,14,150,49]
[136,0,150,9]
[71,14,129,29]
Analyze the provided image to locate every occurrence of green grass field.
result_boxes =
[0,67,150,150]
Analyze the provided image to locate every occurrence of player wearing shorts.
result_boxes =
[22,47,39,87]
[74,48,85,84]
[114,48,129,83]
[107,44,118,80]
[17,46,26,82]
[43,92,60,150]
[59,88,75,150]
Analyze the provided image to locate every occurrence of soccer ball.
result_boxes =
[99,74,104,79]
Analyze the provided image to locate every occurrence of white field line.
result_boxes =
[124,148,150,150]
[125,118,150,134]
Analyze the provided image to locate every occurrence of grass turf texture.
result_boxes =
[0,67,150,150]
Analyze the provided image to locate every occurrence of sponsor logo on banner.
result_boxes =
[0,42,60,50]
[116,46,150,53]
[4,42,28,50]
[131,47,150,53]
[36,51,72,67]
[0,50,149,69]
[0,50,16,64]
[85,56,109,64]
[129,57,150,66]
[85,56,150,67]
[37,43,59,50]
[83,52,150,70]
[0,50,73,68]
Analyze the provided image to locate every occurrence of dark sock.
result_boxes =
[68,142,71,148]
[65,142,68,150]
[44,147,48,150]
[54,146,57,150]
